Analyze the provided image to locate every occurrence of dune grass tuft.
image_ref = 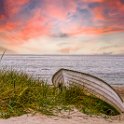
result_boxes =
[0,70,119,118]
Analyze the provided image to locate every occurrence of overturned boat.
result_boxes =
[52,68,124,114]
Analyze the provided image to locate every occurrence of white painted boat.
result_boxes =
[52,68,124,113]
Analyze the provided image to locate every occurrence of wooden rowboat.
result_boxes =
[52,68,124,113]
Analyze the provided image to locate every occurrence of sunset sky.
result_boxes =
[0,0,124,54]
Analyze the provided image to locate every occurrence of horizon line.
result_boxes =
[0,54,124,56]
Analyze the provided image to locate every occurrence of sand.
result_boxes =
[0,85,124,124]
[113,85,124,100]
[0,112,124,124]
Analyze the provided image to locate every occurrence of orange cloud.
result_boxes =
[0,21,21,33]
[92,7,105,21]
[0,8,50,44]
[3,22,17,30]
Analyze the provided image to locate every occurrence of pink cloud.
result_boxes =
[43,0,77,20]
[83,0,104,2]
[92,7,105,21]
[92,0,124,21]
[4,0,29,16]
[65,0,124,35]
[0,14,5,20]
[18,10,50,40]
[59,46,79,54]
[61,24,124,36]
[0,9,50,44]
[0,0,124,47]
[0,22,20,33]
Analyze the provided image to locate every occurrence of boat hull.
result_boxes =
[52,68,124,114]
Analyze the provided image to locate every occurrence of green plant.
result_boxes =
[0,70,119,118]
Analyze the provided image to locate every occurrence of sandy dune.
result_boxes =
[0,112,124,124]
[0,85,124,124]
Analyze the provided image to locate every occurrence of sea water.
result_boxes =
[0,55,124,85]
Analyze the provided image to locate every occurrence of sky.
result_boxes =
[0,0,124,54]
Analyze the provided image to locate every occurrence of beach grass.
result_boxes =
[0,70,119,118]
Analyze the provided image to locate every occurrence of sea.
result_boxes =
[0,55,124,85]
